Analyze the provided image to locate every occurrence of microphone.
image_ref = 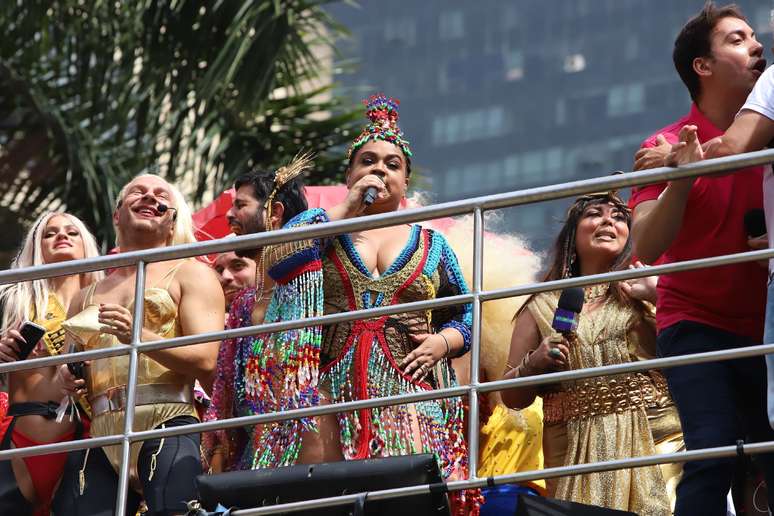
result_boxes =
[157,203,177,220]
[744,208,766,238]
[548,287,584,359]
[552,287,584,334]
[363,186,378,206]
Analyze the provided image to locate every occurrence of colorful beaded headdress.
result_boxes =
[347,94,413,159]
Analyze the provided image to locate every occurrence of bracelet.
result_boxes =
[515,350,536,377]
[439,332,450,357]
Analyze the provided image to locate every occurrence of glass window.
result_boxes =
[607,83,644,116]
[628,83,645,113]
[607,85,626,116]
[431,116,446,146]
[545,147,563,174]
[504,155,520,181]
[522,150,544,181]
[486,107,506,137]
[465,110,486,141]
[502,5,519,31]
[555,98,566,126]
[624,36,638,61]
[384,18,416,46]
[439,10,465,40]
[445,166,461,196]
[504,49,524,81]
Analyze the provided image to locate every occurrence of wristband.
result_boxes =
[439,332,450,357]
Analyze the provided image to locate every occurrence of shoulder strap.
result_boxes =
[82,283,98,311]
[155,260,187,290]
[526,292,559,339]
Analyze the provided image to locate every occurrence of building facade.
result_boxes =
[328,0,773,249]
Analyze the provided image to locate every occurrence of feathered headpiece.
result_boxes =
[347,94,413,159]
[264,152,314,231]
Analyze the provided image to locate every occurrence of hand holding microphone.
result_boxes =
[340,174,386,216]
[361,174,386,207]
[543,287,584,367]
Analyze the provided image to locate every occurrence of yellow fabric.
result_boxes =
[62,267,197,479]
[527,291,671,516]
[30,294,92,416]
[478,401,546,494]
[29,294,67,356]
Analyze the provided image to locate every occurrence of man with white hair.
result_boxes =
[53,174,224,516]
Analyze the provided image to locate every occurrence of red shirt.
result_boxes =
[629,103,766,341]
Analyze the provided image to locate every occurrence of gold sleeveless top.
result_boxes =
[29,294,68,357]
[29,294,92,416]
[527,290,671,516]
[62,262,197,477]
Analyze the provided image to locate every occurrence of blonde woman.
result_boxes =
[0,212,102,516]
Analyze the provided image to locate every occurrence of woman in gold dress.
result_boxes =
[501,192,682,515]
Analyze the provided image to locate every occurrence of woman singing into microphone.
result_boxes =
[232,95,481,514]
[501,192,681,515]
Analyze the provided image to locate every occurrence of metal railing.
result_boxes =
[2,148,774,515]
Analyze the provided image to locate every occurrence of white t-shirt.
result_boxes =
[741,65,774,273]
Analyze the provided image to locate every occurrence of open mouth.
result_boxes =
[227,219,243,234]
[594,230,617,242]
[752,58,767,75]
[134,206,159,217]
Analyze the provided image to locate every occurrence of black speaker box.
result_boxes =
[515,494,636,515]
[195,453,450,515]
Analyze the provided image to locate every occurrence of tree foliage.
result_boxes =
[0,0,359,247]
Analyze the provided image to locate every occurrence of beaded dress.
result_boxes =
[207,208,479,512]
[528,290,671,515]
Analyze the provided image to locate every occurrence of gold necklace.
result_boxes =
[584,283,609,303]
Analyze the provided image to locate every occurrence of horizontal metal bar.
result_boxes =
[231,438,774,515]
[4,244,772,377]
[4,338,774,462]
[0,434,123,460]
[2,148,774,285]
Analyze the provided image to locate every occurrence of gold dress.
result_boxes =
[528,291,671,515]
[63,264,197,480]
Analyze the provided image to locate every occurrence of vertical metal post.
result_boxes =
[466,207,484,479]
[115,261,145,516]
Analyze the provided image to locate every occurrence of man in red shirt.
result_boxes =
[629,4,773,515]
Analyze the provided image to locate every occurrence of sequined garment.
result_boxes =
[202,288,256,471]
[63,268,197,478]
[30,295,91,416]
[528,291,671,516]
[239,208,480,513]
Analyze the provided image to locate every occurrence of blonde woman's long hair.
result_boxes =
[114,173,197,248]
[0,212,104,333]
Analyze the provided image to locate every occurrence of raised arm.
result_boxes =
[631,126,701,264]
[705,109,774,158]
